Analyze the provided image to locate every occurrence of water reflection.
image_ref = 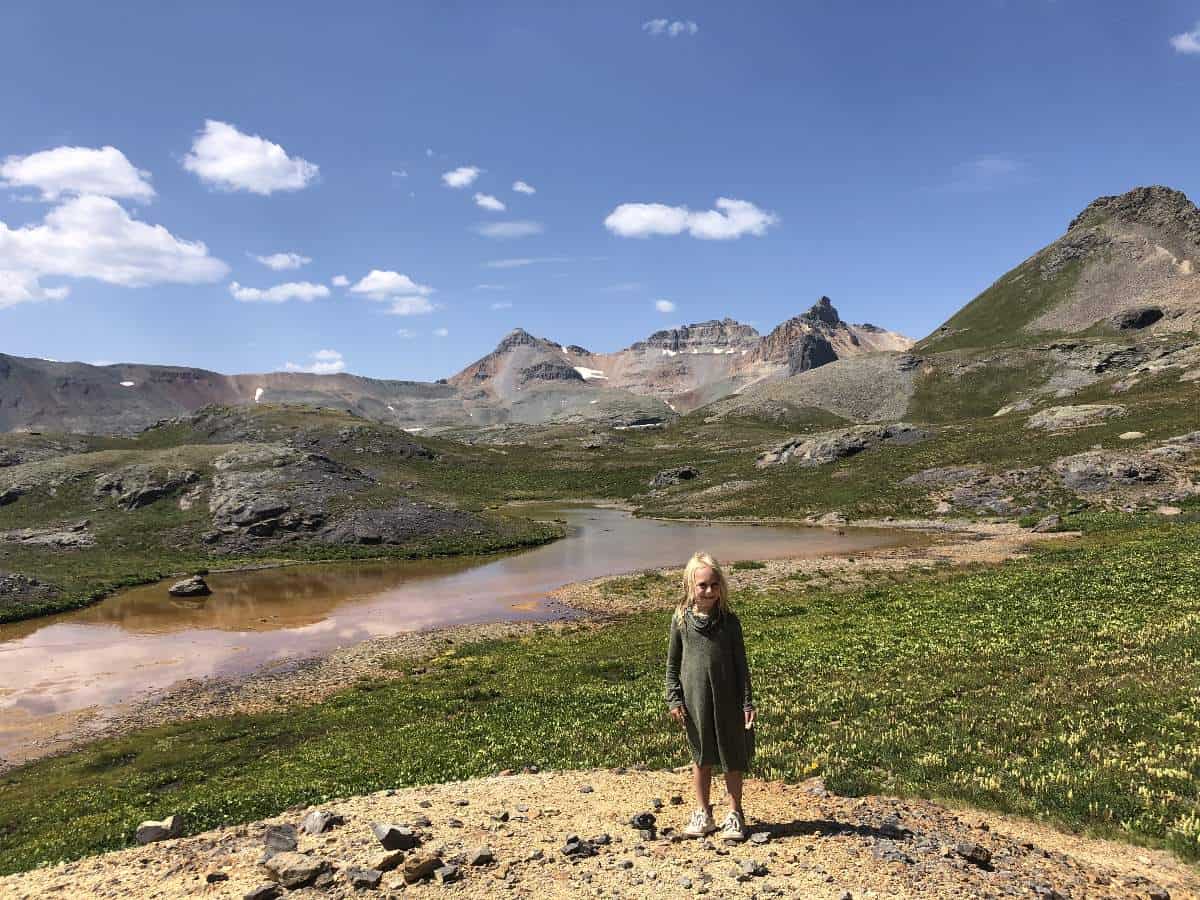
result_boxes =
[0,505,912,760]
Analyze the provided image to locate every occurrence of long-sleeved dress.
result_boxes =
[664,608,754,772]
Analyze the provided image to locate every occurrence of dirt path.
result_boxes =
[2,521,1070,771]
[2,768,1192,899]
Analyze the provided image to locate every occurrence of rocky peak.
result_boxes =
[802,296,841,327]
[1068,186,1200,245]
[634,317,760,353]
[494,328,551,354]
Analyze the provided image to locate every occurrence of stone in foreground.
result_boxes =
[371,821,421,850]
[261,851,328,888]
[168,575,211,597]
[135,814,184,844]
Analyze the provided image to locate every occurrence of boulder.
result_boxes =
[401,853,442,883]
[1053,451,1164,492]
[757,423,932,468]
[1031,514,1062,533]
[261,851,328,889]
[135,814,184,844]
[1026,404,1126,430]
[345,866,383,889]
[94,466,198,510]
[262,823,298,854]
[650,466,700,489]
[301,809,344,835]
[168,575,211,598]
[1118,431,1146,441]
[1110,306,1164,330]
[467,846,495,866]
[371,822,421,851]
[242,885,282,900]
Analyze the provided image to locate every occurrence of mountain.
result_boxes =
[919,185,1200,353]
[4,297,902,434]
[450,298,912,414]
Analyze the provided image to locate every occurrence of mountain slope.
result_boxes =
[919,185,1200,353]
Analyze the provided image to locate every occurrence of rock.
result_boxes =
[649,466,699,489]
[629,812,656,830]
[94,466,199,510]
[0,487,23,506]
[205,872,228,883]
[168,575,211,597]
[955,841,993,868]
[748,831,770,845]
[401,853,442,883]
[434,863,462,884]
[0,523,96,549]
[1031,514,1062,533]
[243,885,282,900]
[410,814,432,827]
[756,423,932,468]
[371,822,421,851]
[372,850,406,872]
[1111,306,1164,330]
[467,846,495,866]
[263,824,298,854]
[345,866,383,889]
[261,851,328,889]
[1026,404,1126,430]
[1053,451,1164,492]
[670,794,684,805]
[1157,505,1183,516]
[1119,431,1146,441]
[135,814,184,844]
[578,783,594,793]
[301,809,344,835]
[737,858,767,877]
[562,835,597,858]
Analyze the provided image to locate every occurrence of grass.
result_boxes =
[915,254,1085,353]
[2,519,1198,873]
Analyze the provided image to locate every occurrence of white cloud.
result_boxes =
[397,328,416,338]
[1170,24,1200,53]
[183,120,318,195]
[654,298,676,313]
[0,194,228,307]
[285,348,345,374]
[253,251,311,270]
[331,274,349,287]
[474,192,506,212]
[642,19,698,37]
[604,197,778,240]
[0,270,69,308]
[392,169,408,178]
[0,146,155,202]
[349,269,434,301]
[425,148,435,158]
[484,256,569,268]
[475,220,544,239]
[474,283,506,290]
[433,327,449,337]
[512,180,536,195]
[490,300,513,310]
[442,166,481,188]
[230,280,330,303]
[387,296,435,315]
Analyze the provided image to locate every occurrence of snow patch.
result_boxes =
[660,349,678,357]
[574,366,608,380]
[387,405,396,412]
[119,381,135,387]
[589,399,599,404]
[404,427,425,433]
[254,387,264,403]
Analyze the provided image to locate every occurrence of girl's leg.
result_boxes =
[693,763,713,814]
[723,769,744,814]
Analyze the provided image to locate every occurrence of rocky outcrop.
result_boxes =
[1026,404,1126,430]
[0,520,94,549]
[1111,306,1164,330]
[94,466,199,510]
[1068,185,1200,246]
[518,362,584,384]
[756,423,932,468]
[649,466,700,489]
[168,575,211,597]
[321,501,476,547]
[903,467,1053,517]
[634,318,760,354]
[1052,451,1165,493]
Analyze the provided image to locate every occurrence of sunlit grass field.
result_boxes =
[2,520,1197,874]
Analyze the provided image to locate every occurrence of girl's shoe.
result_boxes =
[683,808,717,837]
[720,809,747,841]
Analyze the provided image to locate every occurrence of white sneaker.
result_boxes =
[683,808,717,837]
[720,809,747,841]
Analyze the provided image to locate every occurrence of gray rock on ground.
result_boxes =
[301,809,344,835]
[1026,404,1126,430]
[135,814,184,845]
[94,466,199,510]
[757,423,932,468]
[371,822,421,851]
[260,851,328,889]
[649,466,700,489]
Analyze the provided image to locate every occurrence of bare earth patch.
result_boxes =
[2,768,1194,899]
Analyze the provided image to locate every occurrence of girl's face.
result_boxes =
[692,566,721,613]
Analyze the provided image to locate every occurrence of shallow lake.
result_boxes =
[0,505,914,762]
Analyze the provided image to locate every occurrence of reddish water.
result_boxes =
[0,505,912,762]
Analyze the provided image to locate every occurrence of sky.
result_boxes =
[2,0,1199,381]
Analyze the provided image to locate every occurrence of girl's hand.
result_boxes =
[669,705,686,727]
[744,708,756,730]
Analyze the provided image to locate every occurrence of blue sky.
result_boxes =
[2,0,1198,380]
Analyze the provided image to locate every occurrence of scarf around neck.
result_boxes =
[685,605,723,636]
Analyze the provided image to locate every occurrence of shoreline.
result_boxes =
[0,518,1072,773]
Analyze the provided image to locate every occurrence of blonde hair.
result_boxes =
[675,551,731,621]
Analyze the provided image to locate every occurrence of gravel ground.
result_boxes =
[2,768,1194,899]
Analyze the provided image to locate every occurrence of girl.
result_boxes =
[664,551,756,840]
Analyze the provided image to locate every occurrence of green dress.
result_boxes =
[664,608,755,771]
